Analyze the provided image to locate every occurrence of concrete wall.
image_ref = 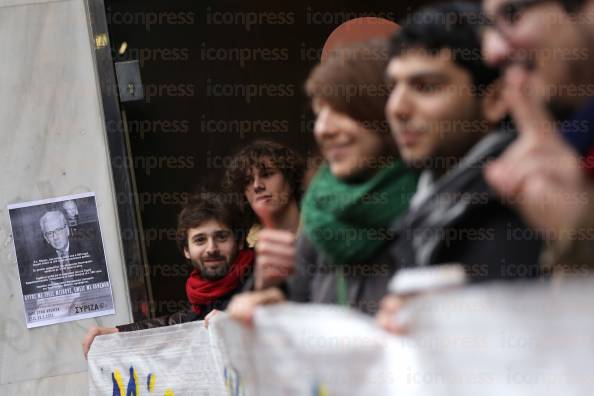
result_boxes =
[0,0,133,393]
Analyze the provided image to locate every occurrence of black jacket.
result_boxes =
[286,232,396,316]
[389,131,543,282]
[116,290,239,332]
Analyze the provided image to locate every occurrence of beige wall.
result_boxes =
[0,0,133,393]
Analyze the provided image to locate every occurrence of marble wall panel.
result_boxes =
[0,0,133,392]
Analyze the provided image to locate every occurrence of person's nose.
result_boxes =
[252,174,265,193]
[313,107,339,141]
[206,237,219,255]
[386,85,413,124]
[482,28,512,68]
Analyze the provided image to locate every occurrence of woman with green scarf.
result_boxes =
[228,41,418,323]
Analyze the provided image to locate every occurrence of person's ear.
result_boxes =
[183,246,191,260]
[481,79,507,126]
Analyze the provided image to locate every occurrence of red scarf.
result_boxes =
[186,249,254,314]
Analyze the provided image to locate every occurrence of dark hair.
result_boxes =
[176,192,248,252]
[561,0,586,11]
[390,2,500,92]
[223,140,305,220]
[305,40,392,135]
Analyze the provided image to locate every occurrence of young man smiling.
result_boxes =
[385,2,543,283]
[82,193,253,358]
[378,1,545,333]
[228,42,418,324]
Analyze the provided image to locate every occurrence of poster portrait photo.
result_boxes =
[8,192,115,328]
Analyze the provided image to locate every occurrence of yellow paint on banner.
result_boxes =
[113,370,125,396]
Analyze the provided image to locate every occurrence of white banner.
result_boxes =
[89,278,594,396]
[88,321,226,396]
[209,304,393,395]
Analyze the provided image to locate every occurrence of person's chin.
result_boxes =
[201,269,227,281]
[255,198,275,208]
[332,162,377,183]
[402,153,429,170]
[205,260,225,270]
[329,161,355,180]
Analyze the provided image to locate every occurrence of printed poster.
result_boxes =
[8,192,114,328]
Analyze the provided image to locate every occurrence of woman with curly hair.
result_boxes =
[223,140,306,289]
[224,140,304,235]
[227,40,418,321]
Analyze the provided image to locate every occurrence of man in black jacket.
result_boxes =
[378,2,544,333]
[481,0,594,275]
[383,2,542,282]
[82,193,253,358]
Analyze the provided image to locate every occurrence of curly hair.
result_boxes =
[223,140,305,222]
[176,192,249,253]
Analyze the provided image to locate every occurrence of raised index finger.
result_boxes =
[504,66,557,142]
[254,204,275,229]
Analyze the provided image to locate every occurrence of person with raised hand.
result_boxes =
[223,140,305,291]
[482,0,594,274]
[228,40,418,326]
[82,193,253,358]
[485,67,589,237]
[377,2,544,334]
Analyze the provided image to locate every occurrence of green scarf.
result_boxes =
[302,161,418,266]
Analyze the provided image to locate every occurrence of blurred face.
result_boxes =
[184,219,239,281]
[42,213,70,251]
[244,159,294,217]
[313,98,389,180]
[482,0,594,114]
[63,201,78,219]
[385,50,485,170]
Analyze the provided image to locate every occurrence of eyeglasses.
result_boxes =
[486,0,554,33]
[44,226,67,238]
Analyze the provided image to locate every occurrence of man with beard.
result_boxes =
[383,2,542,280]
[82,193,253,358]
[481,0,594,273]
[377,2,544,333]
